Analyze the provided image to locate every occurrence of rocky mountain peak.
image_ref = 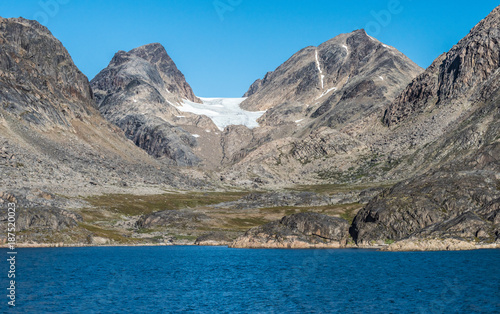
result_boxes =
[0,16,94,129]
[240,28,422,134]
[90,43,216,166]
[93,43,199,105]
[384,5,500,126]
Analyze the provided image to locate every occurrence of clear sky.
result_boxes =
[0,1,497,97]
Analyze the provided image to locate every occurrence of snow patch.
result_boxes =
[342,44,348,52]
[205,129,211,133]
[315,49,324,89]
[133,99,137,103]
[176,115,185,118]
[295,119,304,123]
[379,76,384,81]
[316,87,337,99]
[192,134,200,138]
[177,97,265,131]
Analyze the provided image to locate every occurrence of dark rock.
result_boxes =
[350,171,500,245]
[231,212,350,248]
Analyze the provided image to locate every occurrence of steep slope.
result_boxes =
[0,17,189,196]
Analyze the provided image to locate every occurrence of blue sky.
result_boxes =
[0,1,497,97]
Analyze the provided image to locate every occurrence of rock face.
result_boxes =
[384,6,500,126]
[350,171,500,245]
[230,213,350,248]
[0,17,188,197]
[90,43,217,166]
[346,6,500,250]
[0,17,94,129]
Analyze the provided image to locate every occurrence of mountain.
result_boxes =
[0,17,196,240]
[217,30,423,186]
[242,29,422,124]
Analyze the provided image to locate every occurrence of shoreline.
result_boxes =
[2,241,498,251]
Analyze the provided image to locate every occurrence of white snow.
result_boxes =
[379,76,384,81]
[177,97,266,131]
[176,115,185,118]
[192,134,200,138]
[315,49,324,89]
[342,44,348,52]
[295,119,304,123]
[205,129,211,133]
[133,99,137,103]
[316,87,337,99]
[165,88,170,93]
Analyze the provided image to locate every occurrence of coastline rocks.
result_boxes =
[380,238,499,252]
[194,232,235,246]
[230,212,350,248]
[350,171,500,245]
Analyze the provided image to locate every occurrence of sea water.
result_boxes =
[1,246,499,313]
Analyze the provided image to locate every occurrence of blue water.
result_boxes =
[1,246,499,313]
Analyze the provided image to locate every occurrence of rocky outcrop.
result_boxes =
[0,189,82,233]
[136,210,212,229]
[380,238,498,252]
[230,213,350,248]
[350,171,500,245]
[195,232,236,246]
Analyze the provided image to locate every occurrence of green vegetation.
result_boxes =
[79,223,138,243]
[384,239,395,245]
[339,206,358,224]
[226,217,269,230]
[86,191,248,216]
